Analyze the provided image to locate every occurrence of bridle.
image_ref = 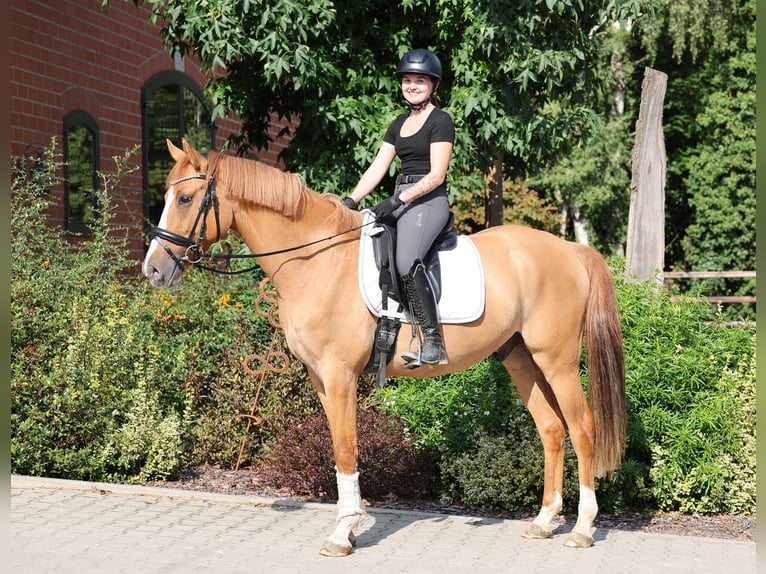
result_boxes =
[150,172,221,270]
[149,169,375,276]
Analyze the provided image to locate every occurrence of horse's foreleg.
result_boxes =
[319,468,363,556]
[309,368,365,557]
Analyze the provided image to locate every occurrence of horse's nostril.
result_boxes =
[142,260,158,281]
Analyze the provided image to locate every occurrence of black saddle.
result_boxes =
[363,211,458,383]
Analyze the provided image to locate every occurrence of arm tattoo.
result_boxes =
[403,173,439,202]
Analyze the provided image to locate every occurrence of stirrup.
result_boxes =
[401,339,423,369]
[401,339,447,368]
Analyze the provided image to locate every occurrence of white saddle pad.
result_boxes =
[358,212,485,324]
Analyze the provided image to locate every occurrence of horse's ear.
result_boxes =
[167,139,185,163]
[181,138,207,172]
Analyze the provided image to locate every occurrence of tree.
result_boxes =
[530,0,755,268]
[527,113,633,253]
[123,0,644,225]
[676,9,755,306]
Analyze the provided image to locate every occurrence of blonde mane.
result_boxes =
[206,151,363,235]
[208,152,306,218]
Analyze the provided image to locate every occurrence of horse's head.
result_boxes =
[142,138,231,287]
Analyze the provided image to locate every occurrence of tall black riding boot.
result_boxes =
[401,262,448,365]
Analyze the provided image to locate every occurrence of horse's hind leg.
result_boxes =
[522,342,599,548]
[501,343,568,541]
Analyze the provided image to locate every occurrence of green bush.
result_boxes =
[615,266,756,514]
[438,415,580,512]
[100,379,184,484]
[372,360,516,455]
[11,146,274,480]
[645,339,756,513]
[187,333,322,468]
[11,146,187,481]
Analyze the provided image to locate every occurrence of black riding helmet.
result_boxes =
[395,49,442,83]
[396,49,442,110]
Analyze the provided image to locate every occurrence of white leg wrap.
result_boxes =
[335,467,365,521]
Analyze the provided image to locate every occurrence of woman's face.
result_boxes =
[400,73,435,107]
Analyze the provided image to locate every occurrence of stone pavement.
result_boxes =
[11,474,755,574]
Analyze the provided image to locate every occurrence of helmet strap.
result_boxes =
[401,79,439,111]
[404,99,430,111]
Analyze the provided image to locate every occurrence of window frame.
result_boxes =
[63,110,100,235]
[141,71,216,242]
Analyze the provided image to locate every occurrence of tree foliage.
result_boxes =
[636,0,742,64]
[124,0,643,205]
[119,0,756,275]
[679,35,756,277]
[524,21,636,253]
[531,0,755,272]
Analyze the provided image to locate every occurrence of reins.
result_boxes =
[150,169,376,276]
[197,219,374,275]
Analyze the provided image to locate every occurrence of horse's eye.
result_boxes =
[178,195,193,206]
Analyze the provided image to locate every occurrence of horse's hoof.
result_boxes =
[564,531,594,548]
[521,522,553,539]
[319,536,353,557]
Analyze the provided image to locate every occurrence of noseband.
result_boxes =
[150,172,221,269]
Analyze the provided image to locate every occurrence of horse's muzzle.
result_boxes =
[142,241,185,288]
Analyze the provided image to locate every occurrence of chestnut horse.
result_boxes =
[143,139,626,556]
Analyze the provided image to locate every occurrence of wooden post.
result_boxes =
[625,67,668,284]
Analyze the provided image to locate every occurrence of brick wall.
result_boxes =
[11,0,292,261]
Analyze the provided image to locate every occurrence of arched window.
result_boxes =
[64,111,99,235]
[142,71,216,243]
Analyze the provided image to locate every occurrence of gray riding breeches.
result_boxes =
[391,183,450,276]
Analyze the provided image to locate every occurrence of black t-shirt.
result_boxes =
[383,108,455,175]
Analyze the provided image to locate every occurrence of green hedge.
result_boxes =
[11,148,755,513]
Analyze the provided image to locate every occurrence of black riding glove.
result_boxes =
[371,196,403,219]
[342,196,358,210]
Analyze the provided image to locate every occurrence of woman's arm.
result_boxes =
[348,142,397,204]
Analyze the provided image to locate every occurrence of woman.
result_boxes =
[343,48,455,366]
